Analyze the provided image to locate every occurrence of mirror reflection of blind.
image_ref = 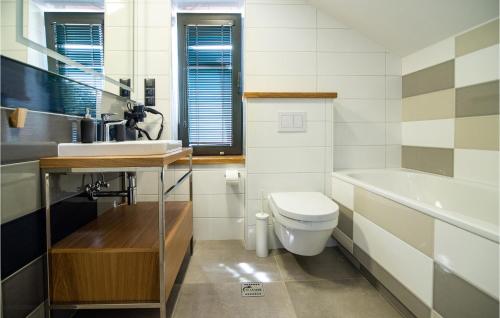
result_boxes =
[53,23,104,116]
[186,25,233,147]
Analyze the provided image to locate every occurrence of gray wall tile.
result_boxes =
[456,80,499,118]
[337,202,353,239]
[402,146,454,176]
[402,61,454,98]
[2,256,45,318]
[433,262,499,318]
[456,19,500,57]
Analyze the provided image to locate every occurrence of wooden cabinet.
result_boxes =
[50,201,193,303]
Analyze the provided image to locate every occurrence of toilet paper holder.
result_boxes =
[224,170,241,182]
[224,171,240,178]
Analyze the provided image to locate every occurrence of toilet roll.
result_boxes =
[225,169,240,183]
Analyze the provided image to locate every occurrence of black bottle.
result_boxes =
[81,108,96,143]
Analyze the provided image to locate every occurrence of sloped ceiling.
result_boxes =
[309,0,499,56]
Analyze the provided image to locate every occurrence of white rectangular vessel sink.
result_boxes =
[58,140,182,157]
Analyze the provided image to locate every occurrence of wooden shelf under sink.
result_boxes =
[50,201,193,304]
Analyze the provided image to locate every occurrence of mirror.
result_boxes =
[2,0,135,95]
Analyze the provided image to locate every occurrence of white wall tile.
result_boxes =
[402,37,455,75]
[246,99,325,122]
[334,99,386,123]
[246,4,316,28]
[137,51,171,76]
[245,75,317,92]
[317,76,386,99]
[247,121,326,147]
[104,51,133,75]
[194,218,244,240]
[435,220,499,299]
[386,76,402,99]
[401,119,454,148]
[136,27,170,51]
[246,28,316,52]
[386,123,402,145]
[386,145,402,168]
[246,51,316,75]
[331,176,354,209]
[246,198,273,226]
[245,224,283,250]
[105,27,134,51]
[247,173,325,199]
[386,99,402,122]
[193,194,245,218]
[175,169,245,195]
[317,29,385,53]
[334,146,386,169]
[454,149,499,187]
[354,213,434,306]
[105,2,132,27]
[455,44,500,88]
[137,1,171,27]
[335,123,386,146]
[386,53,402,76]
[247,147,326,173]
[316,11,347,29]
[317,53,386,75]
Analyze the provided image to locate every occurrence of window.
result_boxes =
[178,14,242,156]
[45,13,104,117]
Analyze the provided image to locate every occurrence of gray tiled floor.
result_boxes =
[73,240,403,318]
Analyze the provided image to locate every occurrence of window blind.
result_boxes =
[52,23,104,116]
[185,25,233,147]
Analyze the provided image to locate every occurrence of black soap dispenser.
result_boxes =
[81,108,96,143]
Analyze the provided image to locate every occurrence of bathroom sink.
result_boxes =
[57,140,182,157]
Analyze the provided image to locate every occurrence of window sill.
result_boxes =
[173,155,245,165]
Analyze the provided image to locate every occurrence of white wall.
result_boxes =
[137,164,246,240]
[244,0,402,171]
[243,0,402,249]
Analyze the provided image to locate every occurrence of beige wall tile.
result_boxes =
[402,88,455,121]
[456,80,499,118]
[402,60,454,98]
[456,19,500,57]
[354,187,434,257]
[402,146,454,176]
[455,115,499,150]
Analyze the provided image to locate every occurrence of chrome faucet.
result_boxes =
[104,120,127,142]
[101,113,127,142]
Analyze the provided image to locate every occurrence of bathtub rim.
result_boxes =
[332,168,499,244]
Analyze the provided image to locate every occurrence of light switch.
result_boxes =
[278,112,306,132]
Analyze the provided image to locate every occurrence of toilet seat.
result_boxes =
[269,192,339,231]
[268,192,339,256]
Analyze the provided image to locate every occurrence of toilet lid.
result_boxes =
[269,192,339,222]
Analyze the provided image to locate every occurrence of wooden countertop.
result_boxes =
[243,92,338,99]
[40,148,192,169]
[173,155,245,165]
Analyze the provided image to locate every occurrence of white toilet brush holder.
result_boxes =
[255,212,269,257]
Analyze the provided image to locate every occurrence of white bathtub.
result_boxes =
[332,168,499,243]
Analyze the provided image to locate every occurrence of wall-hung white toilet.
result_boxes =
[269,192,339,256]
